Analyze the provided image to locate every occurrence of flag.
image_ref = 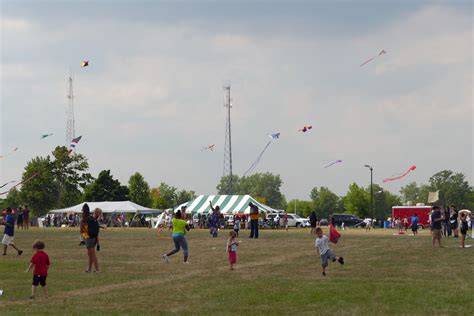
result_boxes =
[329,224,341,244]
[68,136,82,154]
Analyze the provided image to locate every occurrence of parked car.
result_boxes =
[331,214,365,227]
[318,218,329,226]
[267,213,310,228]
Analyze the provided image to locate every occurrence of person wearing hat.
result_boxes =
[249,202,259,239]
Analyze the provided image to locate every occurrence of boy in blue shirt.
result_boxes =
[1,207,23,256]
[411,213,419,235]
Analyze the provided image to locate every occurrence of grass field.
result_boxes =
[1,227,473,315]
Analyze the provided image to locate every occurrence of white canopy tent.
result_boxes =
[49,201,160,214]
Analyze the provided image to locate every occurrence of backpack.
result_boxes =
[88,216,100,238]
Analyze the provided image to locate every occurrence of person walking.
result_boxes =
[1,207,23,256]
[23,206,30,230]
[209,202,220,237]
[309,211,318,235]
[162,209,190,263]
[17,207,24,230]
[411,213,419,235]
[450,206,459,238]
[431,206,444,248]
[249,202,259,239]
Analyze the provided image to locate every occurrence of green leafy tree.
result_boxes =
[286,199,314,217]
[344,183,370,218]
[371,184,401,220]
[20,157,59,215]
[150,183,178,209]
[428,170,470,207]
[51,146,92,208]
[216,175,241,195]
[399,182,429,204]
[310,186,341,218]
[84,170,129,201]
[4,187,23,209]
[176,190,196,205]
[128,172,151,207]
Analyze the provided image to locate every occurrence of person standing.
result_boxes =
[411,213,419,235]
[26,240,50,299]
[309,211,318,235]
[233,216,241,237]
[450,206,459,238]
[249,202,259,239]
[80,204,99,273]
[431,206,444,248]
[442,207,451,237]
[17,207,24,230]
[226,231,239,270]
[459,212,468,248]
[162,210,190,263]
[283,212,289,232]
[209,202,220,237]
[23,206,30,230]
[1,207,23,256]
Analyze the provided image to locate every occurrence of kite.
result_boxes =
[324,160,343,168]
[0,172,41,196]
[81,61,89,67]
[201,144,215,151]
[329,224,341,244]
[68,136,82,155]
[0,180,17,189]
[360,50,387,67]
[298,125,312,133]
[383,165,416,183]
[40,133,53,139]
[243,132,280,177]
[0,147,18,158]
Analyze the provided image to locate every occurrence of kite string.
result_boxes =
[0,172,40,195]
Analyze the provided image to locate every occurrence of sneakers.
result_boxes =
[18,250,23,256]
[162,254,169,263]
[183,261,190,264]
[338,257,344,265]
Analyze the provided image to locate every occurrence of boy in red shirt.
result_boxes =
[26,240,50,299]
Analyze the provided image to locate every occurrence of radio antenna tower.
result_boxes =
[223,85,233,194]
[66,76,76,145]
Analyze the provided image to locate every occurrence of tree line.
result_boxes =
[1,147,473,218]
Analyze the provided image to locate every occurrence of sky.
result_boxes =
[1,0,472,201]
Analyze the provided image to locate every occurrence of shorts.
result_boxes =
[85,238,97,249]
[233,229,240,234]
[320,250,336,268]
[311,223,317,228]
[460,228,467,236]
[432,228,442,240]
[1,234,14,245]
[32,275,47,287]
[412,225,418,232]
[228,251,237,265]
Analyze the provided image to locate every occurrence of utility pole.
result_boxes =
[223,86,233,194]
[364,165,374,219]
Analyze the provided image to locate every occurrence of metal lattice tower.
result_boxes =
[66,76,76,145]
[223,85,233,193]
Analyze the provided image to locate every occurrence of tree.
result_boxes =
[128,172,151,207]
[310,186,341,218]
[50,146,92,208]
[428,170,470,207]
[84,170,129,202]
[20,156,59,215]
[286,199,314,217]
[176,190,195,205]
[4,188,23,209]
[216,175,241,195]
[371,184,401,220]
[344,183,370,218]
[399,182,429,204]
[150,182,178,209]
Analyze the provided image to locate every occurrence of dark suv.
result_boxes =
[331,214,365,227]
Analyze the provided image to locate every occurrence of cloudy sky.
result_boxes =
[1,1,472,200]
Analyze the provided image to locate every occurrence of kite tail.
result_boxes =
[243,141,272,177]
[0,172,40,195]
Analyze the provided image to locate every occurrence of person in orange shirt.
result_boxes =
[249,202,259,239]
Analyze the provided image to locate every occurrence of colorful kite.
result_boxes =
[40,133,53,139]
[324,160,343,168]
[0,147,18,158]
[329,224,341,244]
[298,125,312,133]
[383,165,416,183]
[201,144,215,151]
[68,136,82,154]
[360,50,387,67]
[243,132,280,177]
[81,61,89,67]
[0,172,41,196]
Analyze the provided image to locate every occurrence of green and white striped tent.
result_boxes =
[173,195,279,215]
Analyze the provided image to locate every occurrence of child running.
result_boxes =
[162,209,190,263]
[233,216,241,237]
[26,240,50,299]
[314,227,344,276]
[226,231,239,270]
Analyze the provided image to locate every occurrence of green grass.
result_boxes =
[1,227,473,315]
